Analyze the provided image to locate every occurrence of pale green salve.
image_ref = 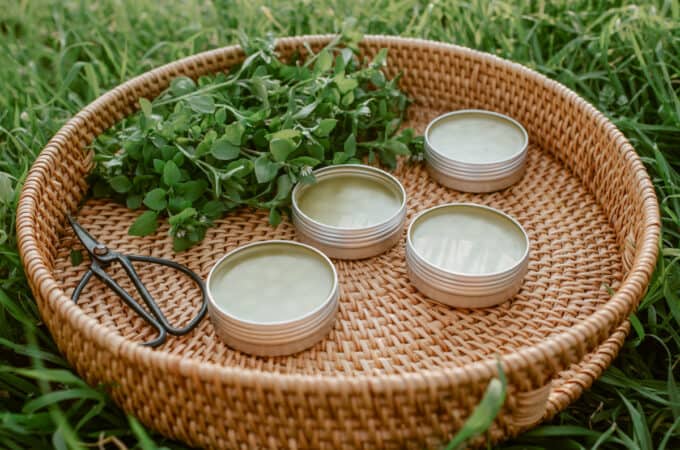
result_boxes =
[411,205,526,275]
[210,244,334,323]
[428,113,526,163]
[297,175,402,228]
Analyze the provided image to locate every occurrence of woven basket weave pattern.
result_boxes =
[17,36,659,449]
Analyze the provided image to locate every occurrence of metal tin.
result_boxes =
[292,164,407,259]
[406,203,530,308]
[206,240,339,356]
[424,110,529,193]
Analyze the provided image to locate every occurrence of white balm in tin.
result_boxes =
[292,164,407,259]
[406,203,529,308]
[207,241,339,356]
[425,110,529,192]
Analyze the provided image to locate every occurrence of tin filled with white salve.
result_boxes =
[206,241,339,356]
[406,203,530,308]
[425,110,529,192]
[292,164,407,259]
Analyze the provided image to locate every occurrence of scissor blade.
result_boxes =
[67,215,102,254]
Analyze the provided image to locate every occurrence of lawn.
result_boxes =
[1,0,679,448]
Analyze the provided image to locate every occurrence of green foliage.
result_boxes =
[91,33,421,250]
[446,361,507,449]
[0,1,679,449]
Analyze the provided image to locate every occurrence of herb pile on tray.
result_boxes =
[92,32,422,251]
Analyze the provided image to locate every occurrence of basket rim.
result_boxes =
[16,34,661,389]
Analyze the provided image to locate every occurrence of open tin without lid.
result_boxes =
[292,164,407,259]
[206,240,339,356]
[425,109,529,193]
[406,203,530,308]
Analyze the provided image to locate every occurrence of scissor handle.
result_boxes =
[72,262,168,348]
[122,254,208,336]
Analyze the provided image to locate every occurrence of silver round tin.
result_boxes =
[424,110,529,193]
[206,240,339,356]
[292,164,407,259]
[406,203,530,308]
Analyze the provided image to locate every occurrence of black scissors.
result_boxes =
[68,215,208,347]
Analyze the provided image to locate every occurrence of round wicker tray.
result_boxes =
[17,36,659,449]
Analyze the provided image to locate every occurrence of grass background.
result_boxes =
[1,0,679,448]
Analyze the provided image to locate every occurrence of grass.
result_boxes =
[1,0,679,448]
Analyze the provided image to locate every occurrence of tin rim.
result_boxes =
[424,109,529,168]
[292,222,404,244]
[425,150,527,174]
[210,302,338,342]
[206,240,339,327]
[406,251,526,286]
[406,203,530,279]
[424,159,527,181]
[425,147,527,172]
[291,164,407,233]
[209,297,338,336]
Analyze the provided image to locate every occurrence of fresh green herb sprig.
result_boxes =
[92,33,422,251]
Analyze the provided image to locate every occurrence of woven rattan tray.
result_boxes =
[17,36,659,449]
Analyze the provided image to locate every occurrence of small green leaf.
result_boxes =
[153,159,165,174]
[225,159,253,178]
[170,76,196,96]
[315,49,333,72]
[223,122,245,145]
[186,94,215,114]
[332,152,349,164]
[195,131,217,157]
[162,160,182,186]
[269,128,300,140]
[211,138,240,161]
[334,54,346,74]
[168,195,191,213]
[293,100,319,119]
[109,176,132,193]
[250,77,269,107]
[370,70,386,87]
[335,76,358,94]
[254,156,279,183]
[128,211,159,237]
[289,156,321,167]
[269,207,282,226]
[341,90,355,106]
[159,144,174,160]
[177,180,208,202]
[202,200,226,219]
[215,108,227,124]
[314,118,337,137]
[307,142,325,161]
[275,174,293,200]
[139,98,152,117]
[169,207,197,226]
[172,151,185,166]
[386,140,410,155]
[371,48,388,67]
[126,195,143,209]
[344,133,356,156]
[143,188,167,211]
[69,249,83,266]
[339,47,354,66]
[270,138,296,162]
